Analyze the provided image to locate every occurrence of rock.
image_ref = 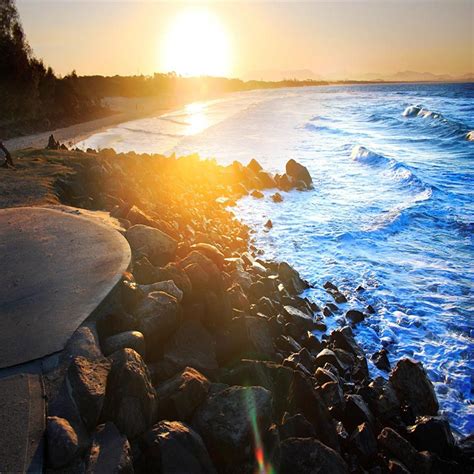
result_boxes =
[346,309,365,324]
[258,170,277,188]
[193,385,273,470]
[67,356,111,431]
[126,224,177,266]
[46,416,81,469]
[243,315,277,359]
[139,280,183,302]
[344,394,376,432]
[126,205,155,227]
[163,320,218,377]
[133,256,157,284]
[271,192,283,203]
[156,367,210,421]
[314,349,345,374]
[285,159,313,188]
[189,243,225,269]
[135,291,180,360]
[372,349,391,372]
[314,367,339,386]
[280,437,348,474]
[154,263,193,300]
[349,422,377,464]
[140,420,216,473]
[96,311,137,340]
[247,158,263,174]
[251,189,264,199]
[318,381,345,416]
[86,422,133,473]
[264,219,273,229]
[103,331,146,358]
[390,358,438,417]
[279,412,316,439]
[407,416,455,458]
[103,349,157,438]
[388,459,410,473]
[287,371,340,451]
[278,262,309,294]
[369,377,401,422]
[66,325,102,360]
[282,305,314,331]
[46,134,60,150]
[377,427,423,472]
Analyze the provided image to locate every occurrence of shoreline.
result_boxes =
[1,147,471,472]
[3,95,195,153]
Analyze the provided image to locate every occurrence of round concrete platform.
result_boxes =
[0,206,131,369]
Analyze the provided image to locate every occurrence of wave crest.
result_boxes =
[402,104,444,120]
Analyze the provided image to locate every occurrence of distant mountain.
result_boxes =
[243,69,323,82]
[358,70,473,83]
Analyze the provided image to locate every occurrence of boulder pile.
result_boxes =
[44,148,472,473]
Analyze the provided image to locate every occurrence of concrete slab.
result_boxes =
[0,374,45,473]
[0,206,131,369]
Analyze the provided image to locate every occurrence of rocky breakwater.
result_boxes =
[43,146,472,473]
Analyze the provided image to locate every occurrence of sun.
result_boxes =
[161,8,231,77]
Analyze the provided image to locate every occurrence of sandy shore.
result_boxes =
[4,96,183,152]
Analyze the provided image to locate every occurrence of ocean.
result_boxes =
[79,83,474,436]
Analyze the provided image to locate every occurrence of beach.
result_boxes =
[0,144,472,472]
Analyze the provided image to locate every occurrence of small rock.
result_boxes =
[156,367,210,421]
[285,159,313,188]
[279,412,316,439]
[103,349,157,438]
[247,158,263,174]
[278,262,309,294]
[67,356,111,431]
[193,385,273,469]
[163,320,218,376]
[126,224,177,266]
[264,219,273,229]
[372,349,391,372]
[390,358,439,418]
[46,416,81,469]
[407,416,455,458]
[140,420,216,473]
[189,243,225,269]
[377,426,423,472]
[280,437,347,474]
[103,331,146,358]
[271,192,283,203]
[86,422,133,473]
[346,309,365,324]
[349,422,377,464]
[139,280,183,302]
[251,189,264,199]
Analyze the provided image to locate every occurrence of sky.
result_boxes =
[16,0,474,80]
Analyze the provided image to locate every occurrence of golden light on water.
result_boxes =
[161,8,231,77]
[184,102,209,135]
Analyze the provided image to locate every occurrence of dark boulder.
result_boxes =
[390,358,439,418]
[156,367,210,421]
[344,394,376,432]
[279,412,316,440]
[407,416,455,459]
[139,420,216,473]
[46,416,82,469]
[103,349,157,438]
[345,309,365,324]
[372,349,391,372]
[285,159,313,188]
[193,385,273,470]
[278,262,309,294]
[103,331,146,358]
[135,291,181,360]
[377,426,427,473]
[67,356,111,431]
[126,224,177,266]
[86,422,133,473]
[349,422,377,465]
[163,320,218,377]
[280,437,348,474]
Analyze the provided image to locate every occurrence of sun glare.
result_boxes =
[161,9,231,77]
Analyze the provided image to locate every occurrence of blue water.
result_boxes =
[80,83,474,436]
